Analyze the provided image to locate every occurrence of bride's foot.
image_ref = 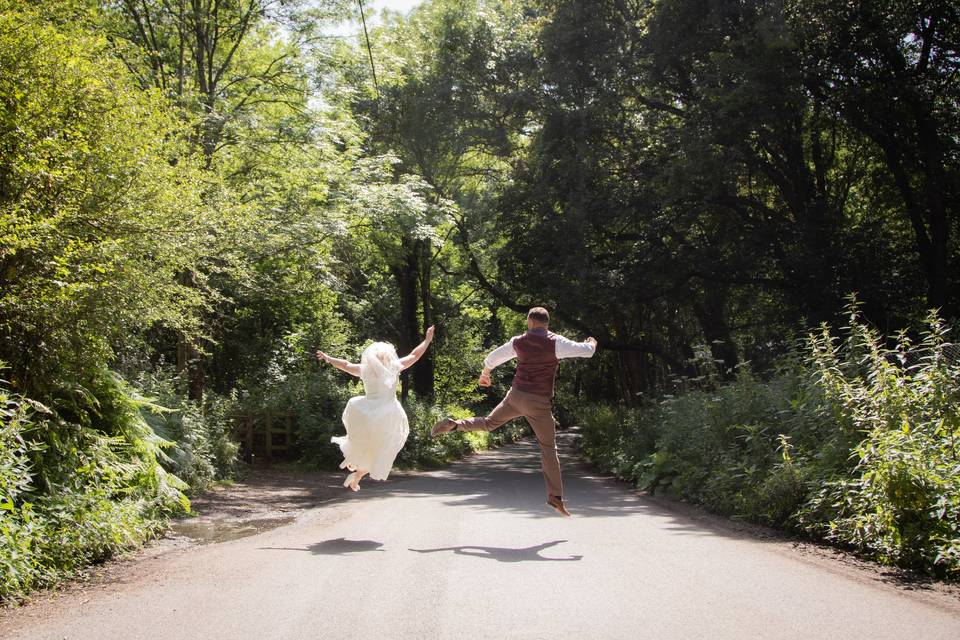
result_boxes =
[343,472,358,490]
[350,470,369,492]
[343,471,366,492]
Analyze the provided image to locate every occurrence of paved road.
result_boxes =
[3,434,959,640]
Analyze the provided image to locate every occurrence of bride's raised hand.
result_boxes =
[316,350,329,364]
[400,329,434,370]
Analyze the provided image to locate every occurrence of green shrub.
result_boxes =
[0,370,190,602]
[396,397,468,468]
[134,369,240,491]
[799,310,960,576]
[0,389,46,598]
[576,306,960,576]
[579,404,657,486]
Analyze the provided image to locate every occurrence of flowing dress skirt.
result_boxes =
[331,393,409,481]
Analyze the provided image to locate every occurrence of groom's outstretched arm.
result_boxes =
[554,334,598,359]
[478,338,517,387]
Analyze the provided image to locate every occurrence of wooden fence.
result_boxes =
[233,411,297,463]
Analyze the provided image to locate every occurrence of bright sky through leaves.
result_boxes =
[326,0,423,37]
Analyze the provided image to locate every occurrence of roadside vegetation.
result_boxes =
[579,306,959,577]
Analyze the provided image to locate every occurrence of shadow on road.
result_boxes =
[236,432,787,552]
[409,539,582,562]
[261,537,385,555]
[357,435,652,518]
[356,435,733,525]
[340,433,793,549]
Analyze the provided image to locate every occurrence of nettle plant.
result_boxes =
[802,308,960,576]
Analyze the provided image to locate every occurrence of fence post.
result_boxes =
[265,412,273,463]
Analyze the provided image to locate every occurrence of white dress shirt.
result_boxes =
[483,332,596,370]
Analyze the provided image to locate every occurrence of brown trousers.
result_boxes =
[456,388,562,499]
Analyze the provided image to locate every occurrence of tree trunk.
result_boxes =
[393,241,419,401]
[616,350,647,406]
[413,239,435,398]
[916,107,954,319]
[176,270,204,402]
[756,121,840,325]
[876,137,954,319]
[692,284,738,379]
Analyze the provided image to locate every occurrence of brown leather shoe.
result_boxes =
[431,417,457,437]
[546,495,571,517]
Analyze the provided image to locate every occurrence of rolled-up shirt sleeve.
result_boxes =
[483,338,517,370]
[554,333,597,359]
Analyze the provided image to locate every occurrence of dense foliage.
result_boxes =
[580,305,960,576]
[0,375,188,598]
[1,0,957,598]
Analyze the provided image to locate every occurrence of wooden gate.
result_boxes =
[233,411,297,463]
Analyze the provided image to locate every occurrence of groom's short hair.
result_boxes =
[527,307,550,325]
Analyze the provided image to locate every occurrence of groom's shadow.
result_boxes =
[409,539,582,563]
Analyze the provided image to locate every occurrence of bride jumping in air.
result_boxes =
[316,326,434,492]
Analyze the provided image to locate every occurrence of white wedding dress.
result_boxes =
[331,342,409,481]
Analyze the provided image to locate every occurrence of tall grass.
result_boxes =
[579,307,960,577]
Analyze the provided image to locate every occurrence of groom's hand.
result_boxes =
[478,369,492,387]
[585,337,597,348]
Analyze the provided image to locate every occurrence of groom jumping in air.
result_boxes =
[431,307,597,516]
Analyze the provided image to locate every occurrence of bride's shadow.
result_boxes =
[263,537,385,555]
[409,539,582,563]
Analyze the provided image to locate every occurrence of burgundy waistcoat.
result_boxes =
[511,328,559,398]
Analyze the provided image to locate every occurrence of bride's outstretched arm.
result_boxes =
[317,351,362,377]
[399,325,435,370]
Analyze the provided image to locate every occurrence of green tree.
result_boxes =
[103,0,351,399]
[789,0,960,320]
[0,0,218,396]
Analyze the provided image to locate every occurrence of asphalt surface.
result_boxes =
[3,435,959,640]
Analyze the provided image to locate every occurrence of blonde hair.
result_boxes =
[359,342,401,390]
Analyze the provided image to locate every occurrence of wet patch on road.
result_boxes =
[168,515,296,544]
